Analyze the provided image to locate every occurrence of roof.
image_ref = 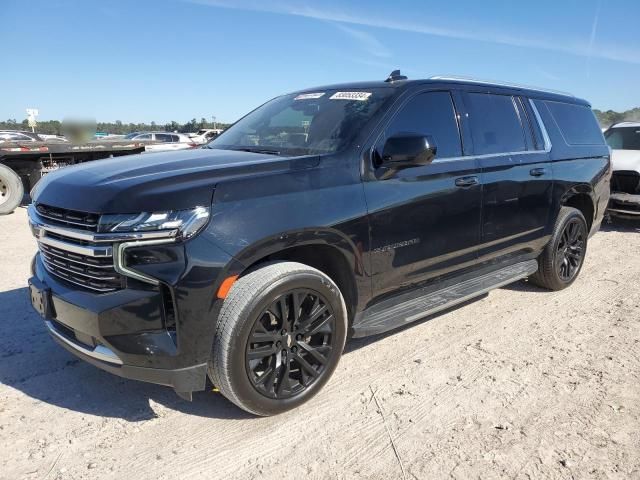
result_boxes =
[610,121,640,128]
[291,74,587,106]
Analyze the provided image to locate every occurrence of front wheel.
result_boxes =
[208,262,348,416]
[529,206,588,291]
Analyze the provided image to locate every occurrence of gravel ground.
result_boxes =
[1,206,639,480]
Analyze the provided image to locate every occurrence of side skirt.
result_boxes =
[351,260,538,338]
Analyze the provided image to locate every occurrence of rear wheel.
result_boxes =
[530,207,588,290]
[0,164,24,215]
[209,262,348,416]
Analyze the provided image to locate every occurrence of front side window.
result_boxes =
[466,93,526,155]
[605,127,640,150]
[381,91,462,159]
[136,134,152,140]
[208,88,394,156]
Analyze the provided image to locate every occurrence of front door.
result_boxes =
[363,90,482,299]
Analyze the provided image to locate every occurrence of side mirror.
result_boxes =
[381,134,437,168]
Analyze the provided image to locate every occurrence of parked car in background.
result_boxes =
[188,128,224,145]
[123,132,196,152]
[604,122,640,217]
[27,73,610,415]
[0,131,44,143]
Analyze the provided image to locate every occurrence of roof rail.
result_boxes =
[429,75,574,97]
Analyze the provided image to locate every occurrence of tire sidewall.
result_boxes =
[549,209,588,288]
[220,269,347,415]
[0,164,24,215]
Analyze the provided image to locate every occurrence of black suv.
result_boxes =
[28,72,610,415]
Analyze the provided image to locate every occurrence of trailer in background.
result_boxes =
[0,140,145,215]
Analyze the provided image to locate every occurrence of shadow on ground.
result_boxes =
[1,277,531,421]
[0,286,253,421]
[601,216,640,233]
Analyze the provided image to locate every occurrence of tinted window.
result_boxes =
[605,127,640,150]
[544,101,603,145]
[209,88,394,155]
[136,134,151,140]
[155,133,172,142]
[383,91,462,158]
[171,135,181,142]
[466,93,526,155]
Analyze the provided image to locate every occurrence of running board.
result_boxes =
[352,260,538,338]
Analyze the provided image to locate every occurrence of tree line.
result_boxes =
[1,106,639,136]
[0,118,231,136]
[592,107,640,129]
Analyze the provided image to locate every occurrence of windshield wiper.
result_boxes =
[235,147,281,155]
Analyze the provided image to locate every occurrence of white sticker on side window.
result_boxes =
[329,91,372,101]
[294,92,325,100]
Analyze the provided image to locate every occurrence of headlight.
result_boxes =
[98,206,210,239]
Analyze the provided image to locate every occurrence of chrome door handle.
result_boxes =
[455,176,479,187]
[529,168,547,177]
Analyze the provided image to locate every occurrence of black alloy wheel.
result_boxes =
[555,217,586,282]
[245,289,336,399]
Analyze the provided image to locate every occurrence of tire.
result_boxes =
[209,261,348,416]
[529,206,588,291]
[0,164,24,215]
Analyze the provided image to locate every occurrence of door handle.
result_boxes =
[529,167,547,177]
[454,176,479,187]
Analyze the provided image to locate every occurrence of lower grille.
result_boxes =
[611,171,640,195]
[39,242,123,293]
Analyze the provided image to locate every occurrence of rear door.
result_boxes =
[364,90,482,298]
[461,91,553,262]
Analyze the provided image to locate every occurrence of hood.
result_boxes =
[32,148,313,213]
[611,149,640,173]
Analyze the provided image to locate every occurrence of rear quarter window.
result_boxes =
[543,101,604,145]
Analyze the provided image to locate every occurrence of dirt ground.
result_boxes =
[1,206,639,480]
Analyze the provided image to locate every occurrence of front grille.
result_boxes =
[35,203,100,231]
[39,243,124,292]
[32,204,124,293]
[611,171,640,195]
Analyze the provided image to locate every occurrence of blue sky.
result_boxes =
[1,0,639,123]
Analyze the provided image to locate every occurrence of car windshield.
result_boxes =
[124,133,140,139]
[605,127,640,150]
[207,88,393,155]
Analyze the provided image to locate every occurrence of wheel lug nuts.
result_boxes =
[291,346,297,353]
[296,334,302,341]
[282,350,287,356]
[276,341,281,348]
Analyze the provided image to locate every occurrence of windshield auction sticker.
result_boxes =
[294,92,325,100]
[329,92,372,101]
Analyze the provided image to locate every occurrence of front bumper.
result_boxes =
[608,192,640,217]
[28,227,242,396]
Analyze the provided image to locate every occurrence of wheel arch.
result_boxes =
[560,186,596,230]
[232,230,365,325]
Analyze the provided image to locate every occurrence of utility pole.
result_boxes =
[212,116,217,130]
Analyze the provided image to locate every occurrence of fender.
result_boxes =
[229,227,370,314]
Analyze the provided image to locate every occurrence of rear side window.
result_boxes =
[171,134,180,142]
[383,91,462,158]
[605,127,640,150]
[155,133,172,142]
[466,93,526,155]
[543,101,603,145]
